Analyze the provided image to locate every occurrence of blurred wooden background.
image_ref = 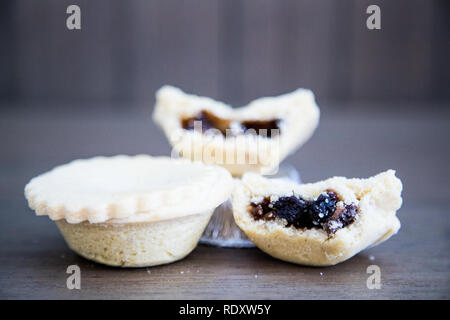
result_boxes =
[0,0,449,109]
[0,1,449,299]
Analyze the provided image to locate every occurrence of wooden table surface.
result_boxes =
[0,104,449,299]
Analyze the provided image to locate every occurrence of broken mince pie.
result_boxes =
[232,170,402,266]
[153,86,320,176]
[25,155,232,267]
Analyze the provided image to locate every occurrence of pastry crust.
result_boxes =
[153,86,320,176]
[232,170,402,266]
[56,210,213,267]
[25,155,232,224]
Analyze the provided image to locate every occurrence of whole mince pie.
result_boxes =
[232,170,403,266]
[25,155,233,267]
[153,85,320,176]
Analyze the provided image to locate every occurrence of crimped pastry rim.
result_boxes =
[25,154,233,224]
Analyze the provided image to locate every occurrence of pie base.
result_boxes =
[56,210,213,267]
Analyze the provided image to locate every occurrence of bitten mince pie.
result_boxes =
[232,170,402,266]
[24,155,232,267]
[153,86,320,176]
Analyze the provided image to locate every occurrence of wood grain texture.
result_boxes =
[0,104,448,299]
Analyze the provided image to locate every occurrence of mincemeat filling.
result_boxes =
[248,190,358,235]
[181,110,280,137]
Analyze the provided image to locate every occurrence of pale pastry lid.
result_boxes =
[25,155,233,224]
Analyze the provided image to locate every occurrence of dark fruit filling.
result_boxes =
[181,110,280,137]
[248,190,358,236]
[240,119,280,137]
[181,110,231,135]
